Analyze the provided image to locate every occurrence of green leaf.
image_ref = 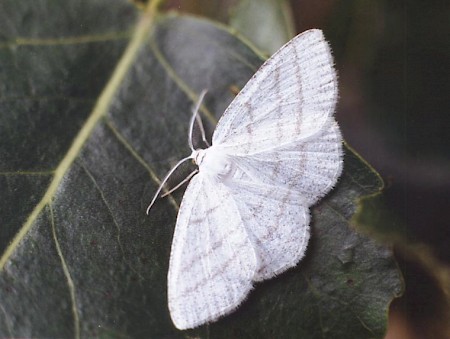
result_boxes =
[0,3,402,338]
[229,0,296,54]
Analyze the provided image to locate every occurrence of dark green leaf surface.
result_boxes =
[0,3,401,338]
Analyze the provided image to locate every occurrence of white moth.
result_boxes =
[147,29,343,330]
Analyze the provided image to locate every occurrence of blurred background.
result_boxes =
[162,0,450,338]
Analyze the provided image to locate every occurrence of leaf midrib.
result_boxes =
[0,0,163,271]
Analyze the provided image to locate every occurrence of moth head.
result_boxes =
[192,149,207,166]
[193,147,236,182]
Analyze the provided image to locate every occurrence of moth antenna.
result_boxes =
[161,169,199,198]
[148,90,208,215]
[188,89,208,151]
[146,154,194,215]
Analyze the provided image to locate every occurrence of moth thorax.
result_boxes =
[192,147,236,182]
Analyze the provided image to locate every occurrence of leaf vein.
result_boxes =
[148,35,217,125]
[0,31,132,49]
[49,203,80,339]
[104,119,179,212]
[78,159,145,280]
[0,4,160,271]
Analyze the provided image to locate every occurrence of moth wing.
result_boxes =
[212,29,338,154]
[227,178,310,281]
[227,120,342,206]
[168,174,257,330]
